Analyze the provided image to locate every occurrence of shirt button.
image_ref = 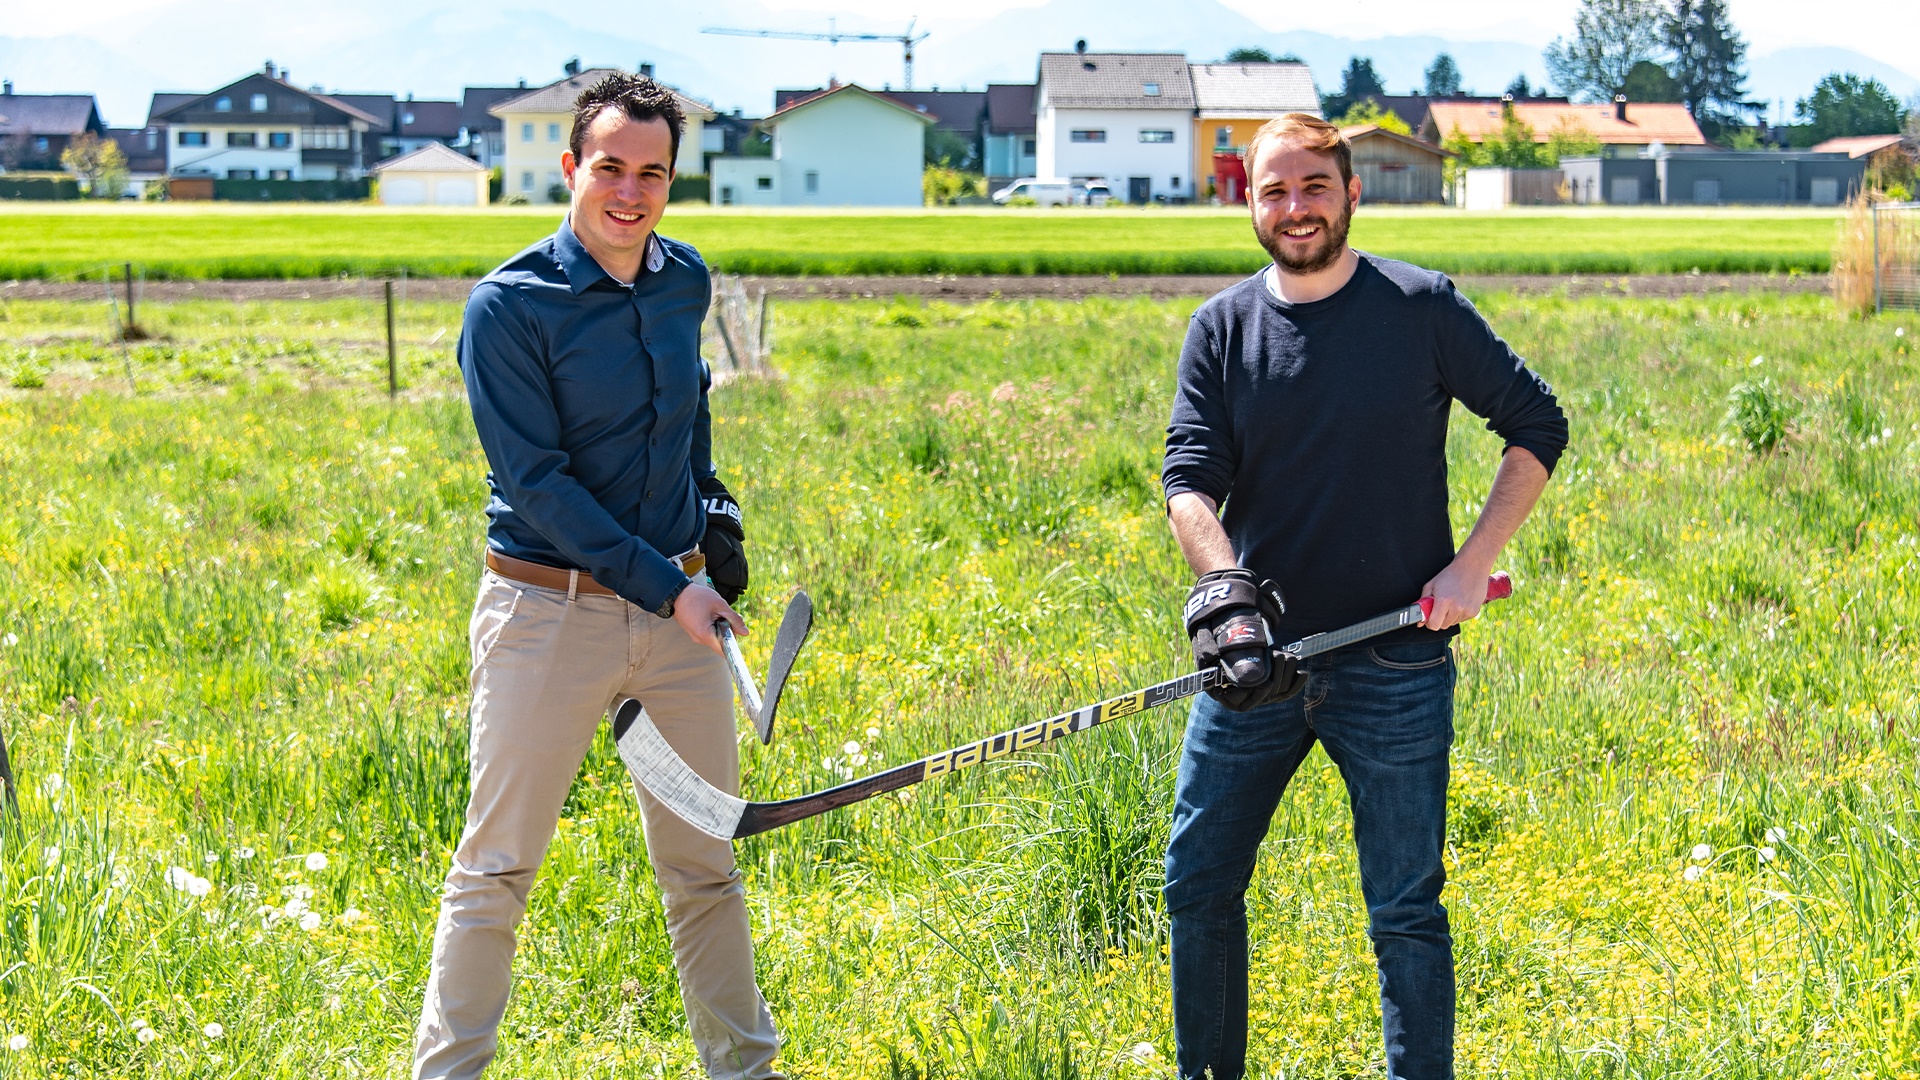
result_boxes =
[646,489,654,499]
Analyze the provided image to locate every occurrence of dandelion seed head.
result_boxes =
[137,1027,158,1045]
[1758,846,1777,863]
[204,852,219,864]
[165,866,195,891]
[1690,843,1713,862]
[186,875,213,897]
[1764,826,1787,844]
[235,846,255,861]
[129,1019,147,1032]
[304,852,329,872]
[299,911,322,932]
[865,726,880,739]
[7,1034,27,1051]
[38,772,61,795]
[1683,865,1705,882]
[202,1022,223,1039]
[842,740,860,756]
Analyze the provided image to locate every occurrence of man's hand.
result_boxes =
[672,582,745,653]
[697,476,748,604]
[1185,568,1307,711]
[1420,554,1497,631]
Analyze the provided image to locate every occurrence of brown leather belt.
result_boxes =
[485,547,704,598]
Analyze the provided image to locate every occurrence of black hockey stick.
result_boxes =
[716,590,814,745]
[616,574,1512,841]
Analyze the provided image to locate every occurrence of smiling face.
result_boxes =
[1248,139,1362,276]
[561,108,675,281]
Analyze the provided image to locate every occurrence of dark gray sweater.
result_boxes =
[1162,254,1568,646]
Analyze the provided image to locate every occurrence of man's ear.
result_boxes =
[1348,173,1363,209]
[561,150,578,191]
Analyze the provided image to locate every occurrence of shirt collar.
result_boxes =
[553,217,665,294]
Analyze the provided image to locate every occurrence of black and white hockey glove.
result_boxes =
[697,475,748,604]
[1184,568,1306,712]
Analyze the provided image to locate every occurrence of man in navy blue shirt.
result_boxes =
[1162,114,1567,1079]
[414,73,781,1080]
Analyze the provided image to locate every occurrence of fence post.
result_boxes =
[1872,202,1882,316]
[385,279,398,399]
[123,262,137,334]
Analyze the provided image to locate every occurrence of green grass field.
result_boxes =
[0,203,1844,280]
[0,290,1917,1078]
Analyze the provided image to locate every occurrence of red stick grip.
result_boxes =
[1419,572,1513,621]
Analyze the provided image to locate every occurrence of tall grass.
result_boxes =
[0,292,1915,1077]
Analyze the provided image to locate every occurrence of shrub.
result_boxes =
[1726,377,1796,454]
[547,183,569,204]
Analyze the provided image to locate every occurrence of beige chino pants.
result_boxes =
[414,571,781,1080]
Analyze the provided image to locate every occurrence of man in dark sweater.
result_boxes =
[1160,114,1567,1079]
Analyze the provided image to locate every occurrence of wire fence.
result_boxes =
[1875,201,1920,314]
[0,265,778,395]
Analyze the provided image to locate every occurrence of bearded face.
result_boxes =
[1248,142,1359,276]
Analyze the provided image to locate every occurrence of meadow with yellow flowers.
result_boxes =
[0,288,1915,1078]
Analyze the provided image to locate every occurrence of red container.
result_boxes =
[1213,152,1248,205]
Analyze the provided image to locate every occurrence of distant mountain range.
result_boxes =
[4,0,1913,129]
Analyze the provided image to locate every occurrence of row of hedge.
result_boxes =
[212,179,372,202]
[0,178,83,200]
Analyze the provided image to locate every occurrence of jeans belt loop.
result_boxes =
[566,568,579,602]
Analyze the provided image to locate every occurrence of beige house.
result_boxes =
[490,67,715,203]
[372,142,490,206]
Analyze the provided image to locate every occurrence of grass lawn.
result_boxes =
[0,289,1915,1076]
[0,203,1844,280]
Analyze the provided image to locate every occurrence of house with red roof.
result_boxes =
[1421,97,1707,155]
[709,83,934,207]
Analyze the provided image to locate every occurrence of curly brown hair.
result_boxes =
[570,71,685,169]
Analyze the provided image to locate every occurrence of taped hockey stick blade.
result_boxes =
[756,590,814,745]
[612,697,747,841]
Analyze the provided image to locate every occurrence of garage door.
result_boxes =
[383,177,427,205]
[434,178,478,206]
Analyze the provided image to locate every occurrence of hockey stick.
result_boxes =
[715,590,815,745]
[617,573,1512,841]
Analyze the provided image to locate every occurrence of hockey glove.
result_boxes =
[1184,568,1307,712]
[697,475,748,605]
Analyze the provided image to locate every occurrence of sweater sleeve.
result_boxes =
[1161,310,1236,505]
[459,282,688,609]
[1432,281,1570,474]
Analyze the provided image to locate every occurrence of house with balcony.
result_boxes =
[153,65,384,181]
[1035,48,1196,203]
[710,83,934,207]
[0,82,106,171]
[1188,61,1320,201]
[491,66,714,203]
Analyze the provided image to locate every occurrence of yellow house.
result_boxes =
[1188,62,1321,201]
[490,67,715,204]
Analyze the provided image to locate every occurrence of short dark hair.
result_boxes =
[570,71,685,170]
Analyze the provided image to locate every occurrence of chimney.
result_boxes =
[264,60,276,78]
[518,79,528,89]
[564,57,580,77]
[2,80,11,96]
[640,62,654,78]
[1614,94,1628,122]
[1074,39,1087,54]
[1501,92,1514,119]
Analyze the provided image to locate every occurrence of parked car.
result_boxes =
[1073,181,1113,206]
[992,178,1073,207]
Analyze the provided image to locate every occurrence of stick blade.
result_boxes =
[611,697,748,842]
[756,590,814,745]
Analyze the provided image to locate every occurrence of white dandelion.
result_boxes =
[235,846,256,861]
[304,852,329,872]
[1758,846,1777,863]
[1683,865,1706,882]
[185,875,213,898]
[299,911,323,932]
[1764,826,1788,845]
[7,1033,27,1051]
[38,772,62,796]
[164,866,195,892]
[842,740,861,756]
[202,1022,223,1040]
[1690,843,1713,862]
[137,1027,158,1045]
[865,726,880,739]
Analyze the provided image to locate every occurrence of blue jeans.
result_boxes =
[1165,640,1456,1080]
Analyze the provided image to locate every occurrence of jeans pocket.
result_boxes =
[1367,643,1452,670]
[470,575,525,671]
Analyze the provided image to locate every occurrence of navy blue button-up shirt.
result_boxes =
[459,218,714,611]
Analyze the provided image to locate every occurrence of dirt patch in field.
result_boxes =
[4,271,1828,304]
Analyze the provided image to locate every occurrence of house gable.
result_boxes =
[156,72,381,129]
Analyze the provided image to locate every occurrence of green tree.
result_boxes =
[1335,101,1413,136]
[1796,73,1905,142]
[1424,53,1463,97]
[1225,47,1273,62]
[1664,0,1749,129]
[1322,56,1386,117]
[60,133,128,198]
[925,127,977,170]
[1545,119,1604,163]
[1545,0,1666,101]
[1623,59,1682,102]
[1506,73,1548,99]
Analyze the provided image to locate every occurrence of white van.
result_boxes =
[992,178,1073,207]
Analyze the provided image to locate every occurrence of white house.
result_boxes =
[710,84,934,207]
[154,65,382,180]
[372,142,490,206]
[1035,50,1197,203]
[490,67,714,203]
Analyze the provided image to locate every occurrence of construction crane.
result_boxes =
[701,17,931,90]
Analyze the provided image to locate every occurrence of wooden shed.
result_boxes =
[1341,124,1449,204]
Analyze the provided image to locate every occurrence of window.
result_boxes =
[805,170,819,194]
[520,171,534,191]
[1139,130,1174,143]
[34,137,48,153]
[214,96,232,112]
[1070,129,1106,143]
[1143,82,1161,96]
[301,127,348,150]
[1171,176,1181,188]
[402,111,415,125]
[547,123,561,142]
[269,169,291,180]
[227,131,257,147]
[1216,126,1231,147]
[521,122,533,142]
[178,131,208,147]
[250,93,268,111]
[228,169,256,179]
[719,185,735,206]
[1022,138,1036,156]
[756,175,772,190]
[268,131,291,149]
